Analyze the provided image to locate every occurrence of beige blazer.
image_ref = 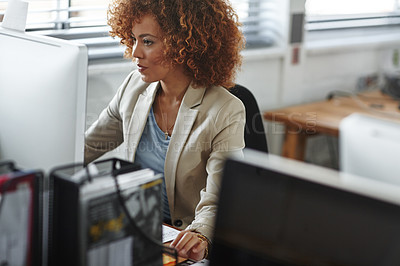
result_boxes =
[85,70,245,239]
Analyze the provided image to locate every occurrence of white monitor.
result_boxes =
[0,27,87,172]
[339,113,400,185]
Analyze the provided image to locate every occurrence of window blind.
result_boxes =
[0,0,109,30]
[0,0,283,59]
[231,0,284,48]
[306,0,400,31]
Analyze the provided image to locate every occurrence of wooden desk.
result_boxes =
[263,90,400,160]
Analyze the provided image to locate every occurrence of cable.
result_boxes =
[54,159,179,264]
[112,172,178,265]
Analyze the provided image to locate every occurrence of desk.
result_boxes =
[263,90,400,160]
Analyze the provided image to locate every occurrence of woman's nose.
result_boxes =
[132,43,142,59]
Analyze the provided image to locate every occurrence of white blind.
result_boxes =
[306,0,400,30]
[232,0,284,48]
[0,0,109,30]
[0,0,284,59]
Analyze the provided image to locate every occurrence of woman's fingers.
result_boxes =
[170,230,206,260]
[192,238,207,253]
[188,238,207,261]
[170,231,197,256]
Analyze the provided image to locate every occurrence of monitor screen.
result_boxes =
[0,167,43,266]
[210,149,400,266]
[339,113,400,185]
[0,27,87,172]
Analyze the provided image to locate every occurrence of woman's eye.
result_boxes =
[143,39,153,46]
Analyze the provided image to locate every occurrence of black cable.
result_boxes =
[64,159,178,264]
[49,159,179,264]
[111,172,178,265]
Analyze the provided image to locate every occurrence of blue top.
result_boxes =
[134,107,171,220]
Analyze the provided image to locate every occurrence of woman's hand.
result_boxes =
[169,230,208,261]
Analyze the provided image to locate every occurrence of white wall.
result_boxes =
[86,62,134,130]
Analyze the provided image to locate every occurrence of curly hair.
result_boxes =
[108,0,245,88]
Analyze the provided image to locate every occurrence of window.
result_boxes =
[0,0,109,30]
[0,0,283,53]
[0,0,284,43]
[306,0,400,31]
[232,0,285,48]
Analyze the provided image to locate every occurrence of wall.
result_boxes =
[86,31,400,166]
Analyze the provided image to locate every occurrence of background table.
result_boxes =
[263,90,400,160]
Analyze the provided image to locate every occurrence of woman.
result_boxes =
[85,0,245,261]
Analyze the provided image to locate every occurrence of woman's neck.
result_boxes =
[159,68,191,102]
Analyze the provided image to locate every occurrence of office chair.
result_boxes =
[229,84,269,153]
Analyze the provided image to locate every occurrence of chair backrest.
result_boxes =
[229,84,268,153]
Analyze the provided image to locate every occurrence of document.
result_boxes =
[162,225,180,243]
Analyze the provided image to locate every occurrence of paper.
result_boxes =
[162,225,180,243]
[2,0,29,32]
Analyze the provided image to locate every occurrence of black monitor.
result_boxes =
[210,149,400,266]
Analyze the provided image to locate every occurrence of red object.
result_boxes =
[292,46,300,65]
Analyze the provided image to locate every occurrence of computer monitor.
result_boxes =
[0,166,43,266]
[339,113,400,185]
[0,27,87,172]
[210,149,400,266]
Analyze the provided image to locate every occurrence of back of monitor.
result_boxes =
[210,149,400,266]
[0,28,88,172]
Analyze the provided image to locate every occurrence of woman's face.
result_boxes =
[131,15,172,83]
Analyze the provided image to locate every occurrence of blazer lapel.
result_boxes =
[164,84,206,211]
[125,82,159,161]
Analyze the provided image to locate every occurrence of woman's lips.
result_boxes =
[137,64,148,72]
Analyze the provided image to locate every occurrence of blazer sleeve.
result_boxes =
[186,96,246,240]
[84,72,134,164]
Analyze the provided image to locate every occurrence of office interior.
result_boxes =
[1,0,400,265]
[82,1,400,169]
